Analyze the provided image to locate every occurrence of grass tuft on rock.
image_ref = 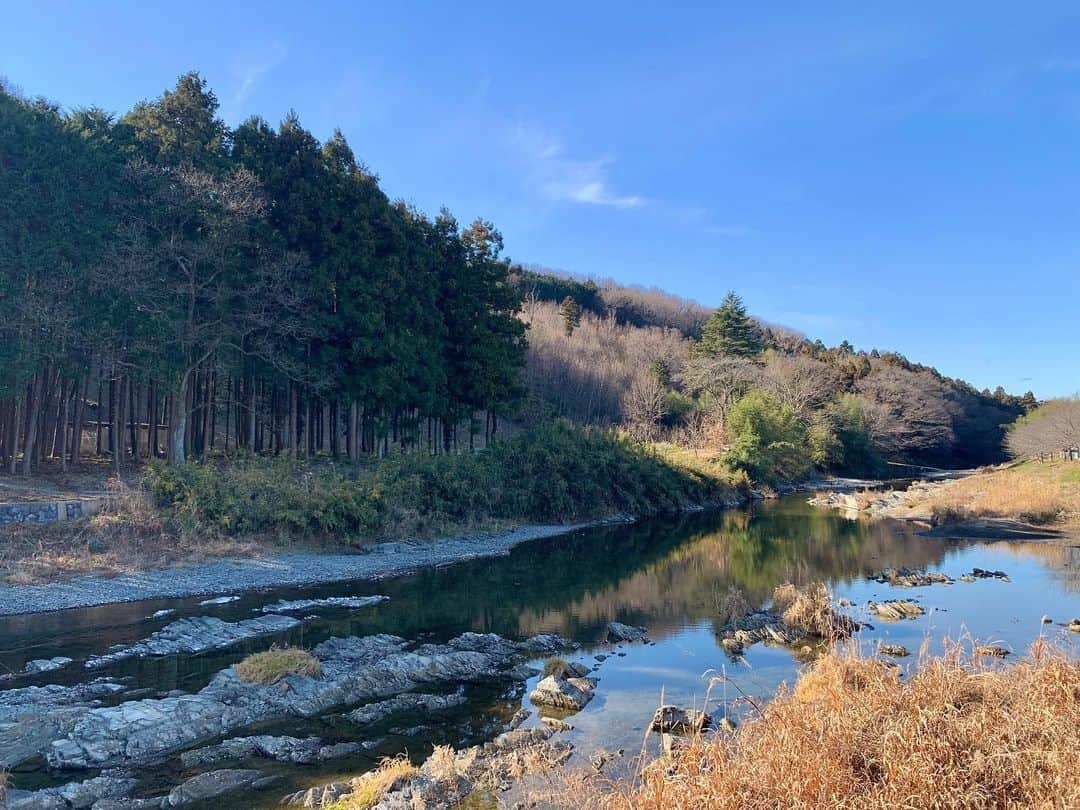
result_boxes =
[325,757,419,810]
[772,581,858,639]
[234,646,321,684]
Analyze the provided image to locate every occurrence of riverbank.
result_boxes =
[0,518,636,616]
[809,460,1080,541]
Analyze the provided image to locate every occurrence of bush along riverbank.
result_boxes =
[146,422,740,540]
[0,422,743,586]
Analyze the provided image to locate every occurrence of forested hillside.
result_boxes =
[0,73,525,474]
[519,272,1032,476]
[1,73,1031,486]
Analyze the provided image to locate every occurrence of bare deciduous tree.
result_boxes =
[680,355,761,426]
[1006,398,1080,460]
[761,353,841,418]
[623,371,668,441]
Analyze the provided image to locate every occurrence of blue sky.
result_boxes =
[3,2,1078,397]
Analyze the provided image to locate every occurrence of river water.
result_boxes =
[3,496,1079,806]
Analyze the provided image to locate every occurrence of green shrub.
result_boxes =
[724,391,811,484]
[144,421,735,542]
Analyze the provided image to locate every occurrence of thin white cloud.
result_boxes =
[513,123,644,209]
[231,41,289,107]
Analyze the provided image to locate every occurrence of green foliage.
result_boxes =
[723,391,810,484]
[145,423,735,542]
[830,395,880,475]
[147,457,378,537]
[807,412,843,469]
[560,296,583,337]
[696,291,763,358]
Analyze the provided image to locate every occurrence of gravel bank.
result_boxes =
[0,520,624,617]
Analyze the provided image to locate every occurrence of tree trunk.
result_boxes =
[148,381,158,459]
[21,373,44,476]
[7,397,21,474]
[59,378,76,473]
[248,375,256,451]
[169,371,192,464]
[71,376,88,467]
[129,379,139,462]
[289,385,298,460]
[113,376,126,477]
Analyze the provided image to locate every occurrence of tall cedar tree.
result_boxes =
[697,291,763,358]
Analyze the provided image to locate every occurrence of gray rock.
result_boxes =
[650,705,711,736]
[197,596,240,606]
[4,776,137,810]
[149,610,175,619]
[280,782,353,807]
[540,716,573,732]
[85,615,301,668]
[529,675,595,711]
[870,567,953,587]
[179,735,362,767]
[4,790,68,810]
[345,691,467,726]
[0,679,128,769]
[24,656,74,674]
[47,631,570,770]
[606,622,648,643]
[868,600,925,621]
[878,643,910,658]
[166,769,270,806]
[259,595,388,613]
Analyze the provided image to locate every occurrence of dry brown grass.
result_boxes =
[773,582,859,639]
[0,478,263,584]
[715,586,751,625]
[324,757,419,810]
[234,646,321,684]
[578,639,1080,810]
[925,462,1080,527]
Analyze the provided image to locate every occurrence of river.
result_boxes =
[3,495,1079,807]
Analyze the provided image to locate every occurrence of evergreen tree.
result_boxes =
[696,291,762,357]
[560,296,583,337]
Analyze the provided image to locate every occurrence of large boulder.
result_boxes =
[606,622,648,643]
[529,675,595,711]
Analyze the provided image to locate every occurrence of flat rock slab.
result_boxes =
[180,735,362,767]
[24,656,74,673]
[46,631,569,770]
[869,600,925,621]
[259,595,388,614]
[5,775,137,810]
[345,691,467,725]
[167,769,277,806]
[85,615,302,668]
